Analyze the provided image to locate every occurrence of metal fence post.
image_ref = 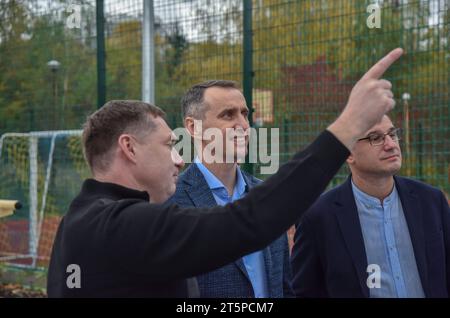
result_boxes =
[96,0,106,108]
[243,0,254,175]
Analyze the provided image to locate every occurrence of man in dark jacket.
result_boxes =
[291,115,450,298]
[47,49,403,297]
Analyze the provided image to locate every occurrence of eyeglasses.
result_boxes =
[357,128,401,146]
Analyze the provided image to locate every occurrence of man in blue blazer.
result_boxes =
[170,80,293,297]
[291,115,450,298]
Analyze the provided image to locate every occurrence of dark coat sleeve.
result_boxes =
[99,130,349,280]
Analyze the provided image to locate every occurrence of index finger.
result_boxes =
[362,48,403,80]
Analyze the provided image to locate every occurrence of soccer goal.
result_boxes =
[0,130,88,268]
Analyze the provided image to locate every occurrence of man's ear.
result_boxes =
[117,134,138,163]
[346,154,355,165]
[184,117,195,137]
[184,116,202,140]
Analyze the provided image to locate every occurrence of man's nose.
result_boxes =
[383,134,397,150]
[171,148,185,169]
[237,113,250,130]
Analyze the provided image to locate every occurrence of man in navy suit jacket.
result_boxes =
[291,115,450,298]
[170,80,293,297]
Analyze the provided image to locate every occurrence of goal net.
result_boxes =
[0,130,89,268]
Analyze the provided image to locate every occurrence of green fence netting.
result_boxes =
[0,0,448,267]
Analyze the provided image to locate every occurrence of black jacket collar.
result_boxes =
[80,179,150,201]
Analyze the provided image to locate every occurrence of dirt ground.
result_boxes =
[0,283,46,298]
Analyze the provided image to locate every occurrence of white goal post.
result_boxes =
[0,130,83,268]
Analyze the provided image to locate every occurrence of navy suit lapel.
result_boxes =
[334,177,370,297]
[394,176,429,295]
[241,168,259,194]
[183,164,217,208]
[262,244,274,296]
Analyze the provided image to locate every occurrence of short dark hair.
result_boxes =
[82,100,165,173]
[181,80,240,119]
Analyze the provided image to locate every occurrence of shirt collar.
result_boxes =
[194,157,247,197]
[351,178,398,208]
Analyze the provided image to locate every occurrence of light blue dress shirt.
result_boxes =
[351,180,424,298]
[194,158,269,297]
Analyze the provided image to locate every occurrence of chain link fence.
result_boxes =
[0,0,448,268]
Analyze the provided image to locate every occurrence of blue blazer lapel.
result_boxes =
[394,176,429,295]
[234,259,251,282]
[334,176,370,297]
[262,245,274,296]
[241,168,260,191]
[182,164,217,208]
